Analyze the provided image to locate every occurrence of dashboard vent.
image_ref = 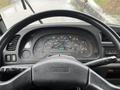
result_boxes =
[6,35,20,51]
[102,32,120,42]
[102,33,110,42]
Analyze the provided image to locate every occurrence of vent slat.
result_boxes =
[102,32,120,42]
[7,35,20,51]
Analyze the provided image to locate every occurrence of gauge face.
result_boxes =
[21,50,31,59]
[44,35,76,52]
[33,33,97,59]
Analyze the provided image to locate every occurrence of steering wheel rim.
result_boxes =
[0,10,120,51]
[0,10,120,90]
[0,10,120,53]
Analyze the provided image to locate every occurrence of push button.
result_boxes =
[5,54,17,62]
[5,55,11,62]
[11,54,17,62]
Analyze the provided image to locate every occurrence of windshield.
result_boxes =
[0,0,120,29]
[71,0,120,25]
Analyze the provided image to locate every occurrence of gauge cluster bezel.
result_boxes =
[3,24,103,65]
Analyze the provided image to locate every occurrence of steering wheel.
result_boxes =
[0,10,120,90]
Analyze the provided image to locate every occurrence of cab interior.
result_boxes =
[0,0,120,90]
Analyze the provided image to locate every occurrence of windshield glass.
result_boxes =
[71,0,120,25]
[0,0,120,29]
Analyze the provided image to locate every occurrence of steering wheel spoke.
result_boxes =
[32,55,89,88]
[0,67,32,90]
[86,69,120,90]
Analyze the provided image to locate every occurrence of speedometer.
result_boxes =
[44,35,70,52]
[44,35,80,53]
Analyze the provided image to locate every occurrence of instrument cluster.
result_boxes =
[20,30,99,61]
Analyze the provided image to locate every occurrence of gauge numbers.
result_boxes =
[33,34,94,59]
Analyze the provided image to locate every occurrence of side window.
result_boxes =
[0,0,10,9]
[0,15,7,35]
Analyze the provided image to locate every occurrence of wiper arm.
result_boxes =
[21,0,27,10]
[21,0,43,24]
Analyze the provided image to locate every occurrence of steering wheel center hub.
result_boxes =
[32,55,89,87]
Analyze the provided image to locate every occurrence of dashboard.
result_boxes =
[3,24,120,65]
[2,24,120,86]
[3,25,102,64]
